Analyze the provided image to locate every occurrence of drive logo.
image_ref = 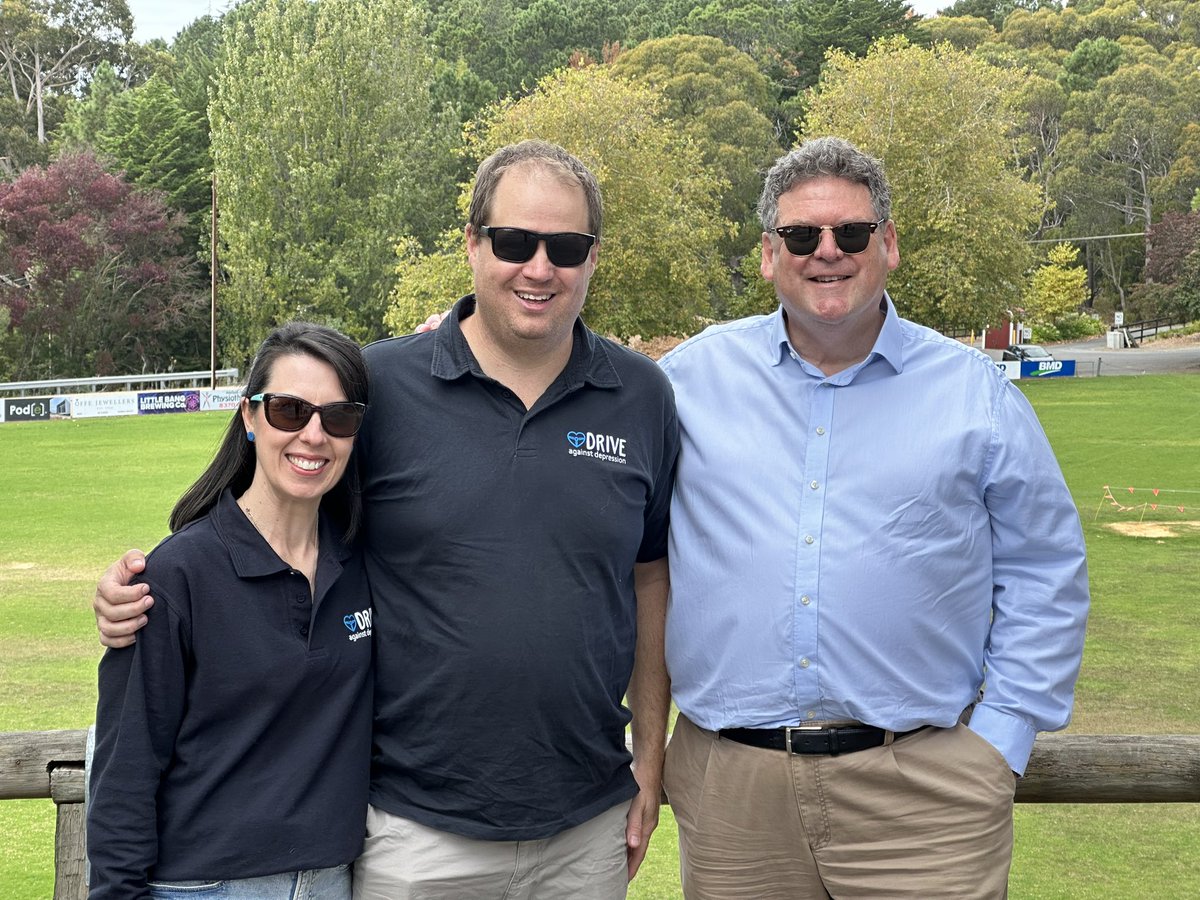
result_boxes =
[566,430,628,465]
[343,607,373,643]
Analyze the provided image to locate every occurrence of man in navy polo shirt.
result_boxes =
[94,142,678,899]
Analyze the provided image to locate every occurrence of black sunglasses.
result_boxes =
[249,393,366,438]
[772,218,887,257]
[478,225,596,268]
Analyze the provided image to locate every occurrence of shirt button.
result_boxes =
[806,710,816,720]
[816,427,826,435]
[295,595,306,604]
[810,480,819,490]
[801,595,811,606]
[299,625,308,637]
[800,658,810,668]
[804,535,815,545]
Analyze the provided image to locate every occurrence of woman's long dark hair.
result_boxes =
[169,322,369,541]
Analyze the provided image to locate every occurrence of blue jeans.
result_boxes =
[148,864,351,899]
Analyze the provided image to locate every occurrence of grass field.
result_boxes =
[2,375,1199,897]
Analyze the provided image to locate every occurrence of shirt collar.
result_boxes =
[768,293,905,378]
[212,487,351,579]
[429,294,621,391]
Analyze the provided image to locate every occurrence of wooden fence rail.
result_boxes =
[4,729,1199,898]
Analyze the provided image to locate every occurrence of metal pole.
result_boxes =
[210,173,218,388]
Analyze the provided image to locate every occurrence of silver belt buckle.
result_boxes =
[784,723,824,752]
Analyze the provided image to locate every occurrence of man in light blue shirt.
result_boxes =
[658,137,1089,898]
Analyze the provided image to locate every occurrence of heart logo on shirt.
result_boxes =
[344,615,358,633]
[567,431,586,448]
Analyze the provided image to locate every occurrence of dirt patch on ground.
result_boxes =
[1105,520,1200,538]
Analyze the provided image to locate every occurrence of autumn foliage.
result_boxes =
[0,151,206,380]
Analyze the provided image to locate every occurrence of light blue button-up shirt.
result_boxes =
[659,298,1089,774]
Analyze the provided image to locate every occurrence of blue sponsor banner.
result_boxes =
[138,390,201,414]
[1020,359,1075,378]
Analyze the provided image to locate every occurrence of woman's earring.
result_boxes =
[247,431,256,443]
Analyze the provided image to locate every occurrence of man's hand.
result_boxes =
[94,549,152,648]
[414,311,448,333]
[625,772,663,881]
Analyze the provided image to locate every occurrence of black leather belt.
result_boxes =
[719,724,928,756]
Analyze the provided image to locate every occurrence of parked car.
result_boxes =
[1003,343,1054,362]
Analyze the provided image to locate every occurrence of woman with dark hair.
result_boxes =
[88,322,373,900]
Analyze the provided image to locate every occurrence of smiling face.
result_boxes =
[463,161,598,363]
[761,175,899,355]
[240,352,354,511]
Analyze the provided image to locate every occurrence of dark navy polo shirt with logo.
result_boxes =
[359,295,679,840]
[88,489,373,899]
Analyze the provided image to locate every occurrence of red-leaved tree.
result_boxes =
[0,150,207,380]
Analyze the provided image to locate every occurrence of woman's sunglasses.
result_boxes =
[772,218,887,257]
[249,393,366,438]
[478,225,596,268]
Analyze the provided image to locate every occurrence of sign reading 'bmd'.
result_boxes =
[1020,360,1076,378]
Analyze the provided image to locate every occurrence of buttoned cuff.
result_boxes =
[967,705,1038,776]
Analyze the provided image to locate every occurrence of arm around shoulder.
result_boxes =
[94,549,154,648]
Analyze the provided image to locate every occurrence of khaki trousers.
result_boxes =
[664,715,1015,899]
[352,800,630,900]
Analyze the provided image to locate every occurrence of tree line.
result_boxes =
[1,0,1198,381]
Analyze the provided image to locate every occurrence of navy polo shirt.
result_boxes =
[88,489,373,899]
[359,295,678,840]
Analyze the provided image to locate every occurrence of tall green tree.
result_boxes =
[100,75,210,251]
[1055,49,1200,312]
[0,0,132,143]
[1024,242,1087,325]
[211,0,459,368]
[679,0,916,131]
[55,58,121,148]
[57,61,211,257]
[424,0,642,103]
[164,14,223,124]
[916,14,996,50]
[609,34,780,252]
[387,64,734,338]
[802,37,1043,329]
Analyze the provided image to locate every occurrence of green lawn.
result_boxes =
[3,376,1199,897]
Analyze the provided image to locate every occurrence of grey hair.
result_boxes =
[468,140,603,239]
[757,136,892,231]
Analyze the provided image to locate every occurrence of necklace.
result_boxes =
[239,501,318,563]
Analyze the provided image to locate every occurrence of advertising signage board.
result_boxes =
[4,397,52,422]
